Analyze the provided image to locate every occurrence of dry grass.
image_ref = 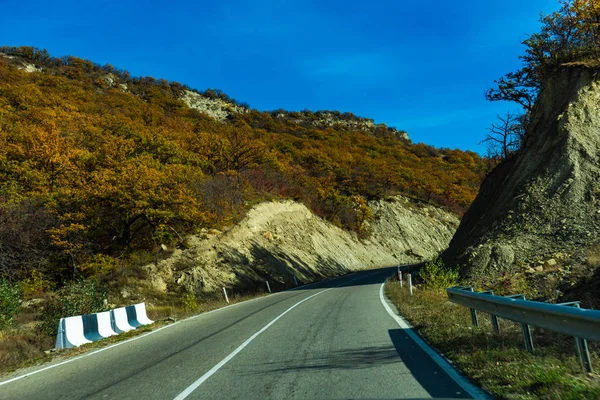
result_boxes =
[0,329,53,373]
[386,281,600,399]
[0,288,270,376]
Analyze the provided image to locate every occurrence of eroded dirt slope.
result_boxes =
[445,65,600,287]
[139,197,458,297]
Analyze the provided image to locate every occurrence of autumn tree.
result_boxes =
[0,46,489,286]
[486,0,600,136]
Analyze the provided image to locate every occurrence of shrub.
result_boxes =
[80,254,117,278]
[492,272,530,296]
[420,258,460,291]
[20,270,54,299]
[181,292,199,312]
[41,279,107,335]
[0,279,22,329]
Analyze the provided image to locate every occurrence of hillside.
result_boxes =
[444,64,600,302]
[132,197,458,302]
[0,46,486,287]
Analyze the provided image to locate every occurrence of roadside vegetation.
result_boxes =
[386,259,600,399]
[0,268,272,375]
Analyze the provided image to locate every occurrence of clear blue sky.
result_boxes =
[0,0,561,153]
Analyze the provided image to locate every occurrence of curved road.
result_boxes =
[0,267,484,400]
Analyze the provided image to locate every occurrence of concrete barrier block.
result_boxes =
[96,311,118,338]
[55,315,93,349]
[55,303,154,349]
[82,313,104,342]
[134,303,153,325]
[125,305,143,328]
[112,307,135,333]
[124,303,153,328]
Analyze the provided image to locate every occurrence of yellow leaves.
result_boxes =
[79,254,117,278]
[47,222,87,254]
[351,194,374,235]
[2,83,43,110]
[0,46,489,257]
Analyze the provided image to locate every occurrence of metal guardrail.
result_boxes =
[446,286,600,372]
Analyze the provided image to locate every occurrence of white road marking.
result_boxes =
[378,279,491,400]
[0,283,309,387]
[173,271,375,400]
[0,272,358,387]
[0,297,261,387]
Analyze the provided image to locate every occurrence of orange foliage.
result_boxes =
[0,47,488,281]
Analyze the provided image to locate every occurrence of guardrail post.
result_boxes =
[521,323,534,351]
[468,288,479,327]
[398,271,403,287]
[266,280,271,293]
[491,315,500,334]
[559,302,593,372]
[575,336,593,373]
[407,273,413,296]
[223,287,229,304]
[507,294,533,351]
[480,290,500,333]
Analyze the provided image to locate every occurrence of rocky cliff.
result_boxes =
[137,197,457,298]
[444,65,600,283]
[270,110,410,140]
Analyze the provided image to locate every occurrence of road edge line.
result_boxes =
[378,278,491,400]
[0,270,370,387]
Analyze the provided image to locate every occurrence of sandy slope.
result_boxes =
[143,197,459,295]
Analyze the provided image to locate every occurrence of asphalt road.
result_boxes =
[0,267,483,400]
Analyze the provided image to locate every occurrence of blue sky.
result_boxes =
[0,0,561,153]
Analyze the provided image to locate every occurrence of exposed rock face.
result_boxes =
[444,66,600,282]
[145,197,458,295]
[273,110,410,140]
[17,62,42,73]
[179,90,248,122]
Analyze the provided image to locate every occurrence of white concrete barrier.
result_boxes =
[133,303,154,325]
[55,316,92,349]
[112,307,136,333]
[55,303,154,349]
[96,311,118,338]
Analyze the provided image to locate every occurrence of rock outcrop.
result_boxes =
[144,197,458,295]
[179,90,249,122]
[444,65,600,282]
[272,110,410,141]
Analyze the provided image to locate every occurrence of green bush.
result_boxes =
[41,279,107,335]
[20,270,54,299]
[420,258,460,291]
[181,292,199,312]
[0,279,22,329]
[80,254,117,278]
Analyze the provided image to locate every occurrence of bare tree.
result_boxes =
[480,112,523,159]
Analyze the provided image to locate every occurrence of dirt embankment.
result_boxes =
[444,65,600,290]
[135,197,458,297]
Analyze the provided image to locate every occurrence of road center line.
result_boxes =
[173,271,373,400]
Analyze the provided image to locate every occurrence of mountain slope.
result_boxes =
[139,197,458,298]
[0,46,485,285]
